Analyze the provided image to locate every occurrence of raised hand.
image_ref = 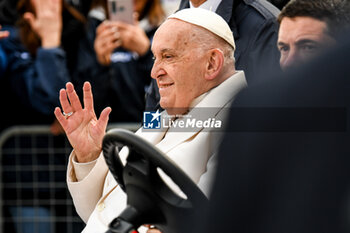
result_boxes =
[113,20,150,56]
[23,0,62,48]
[94,18,150,65]
[0,25,9,40]
[94,21,122,65]
[54,82,111,163]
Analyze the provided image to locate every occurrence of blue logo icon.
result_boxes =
[143,110,161,129]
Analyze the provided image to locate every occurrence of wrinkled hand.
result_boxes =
[23,0,62,48]
[94,20,150,65]
[54,82,111,163]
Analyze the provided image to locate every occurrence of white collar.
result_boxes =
[187,71,247,112]
[193,71,247,109]
[189,0,222,12]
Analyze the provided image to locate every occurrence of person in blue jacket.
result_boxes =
[0,0,85,133]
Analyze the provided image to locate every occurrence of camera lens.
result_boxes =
[112,1,117,13]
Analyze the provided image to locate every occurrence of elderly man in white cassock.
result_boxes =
[54,8,247,233]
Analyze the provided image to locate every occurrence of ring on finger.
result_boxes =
[63,111,73,118]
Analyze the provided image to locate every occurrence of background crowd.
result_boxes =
[0,0,291,135]
[0,0,349,232]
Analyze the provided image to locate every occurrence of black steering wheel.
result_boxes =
[102,128,208,233]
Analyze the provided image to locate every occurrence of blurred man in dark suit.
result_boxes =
[191,28,350,233]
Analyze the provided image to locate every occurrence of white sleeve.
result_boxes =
[66,151,109,222]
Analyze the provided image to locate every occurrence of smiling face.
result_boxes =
[151,19,211,115]
[277,16,336,70]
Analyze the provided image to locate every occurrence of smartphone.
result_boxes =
[107,0,134,24]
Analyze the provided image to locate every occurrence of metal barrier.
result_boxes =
[0,123,140,233]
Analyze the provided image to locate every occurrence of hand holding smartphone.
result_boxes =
[107,0,134,24]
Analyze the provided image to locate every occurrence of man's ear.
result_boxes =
[205,48,224,80]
